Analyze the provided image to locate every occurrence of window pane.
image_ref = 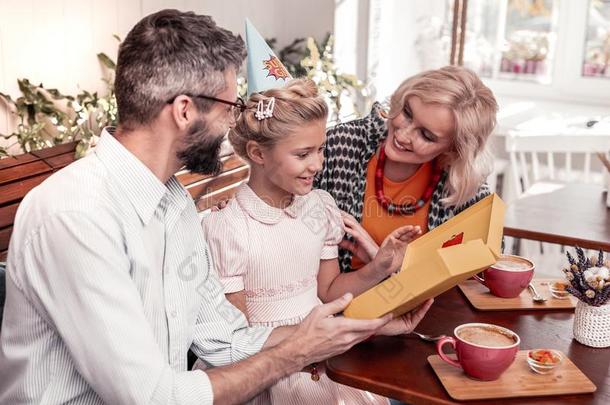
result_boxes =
[459,1,502,78]
[462,0,559,84]
[582,0,610,78]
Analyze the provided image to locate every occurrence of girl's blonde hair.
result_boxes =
[388,66,498,207]
[229,78,328,161]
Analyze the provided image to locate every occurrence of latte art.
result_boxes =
[493,256,532,272]
[457,326,517,348]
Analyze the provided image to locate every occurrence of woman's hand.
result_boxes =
[371,225,422,277]
[339,211,379,264]
[376,298,434,336]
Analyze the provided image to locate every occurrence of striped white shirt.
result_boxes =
[0,129,272,404]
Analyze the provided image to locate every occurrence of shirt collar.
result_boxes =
[235,183,307,224]
[95,128,190,225]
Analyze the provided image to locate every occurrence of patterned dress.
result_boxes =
[201,184,388,405]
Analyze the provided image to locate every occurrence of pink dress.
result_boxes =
[201,184,388,405]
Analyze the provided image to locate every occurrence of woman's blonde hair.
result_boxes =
[229,78,328,161]
[388,66,498,207]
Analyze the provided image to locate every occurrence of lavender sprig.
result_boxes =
[566,286,585,302]
[576,246,585,265]
[576,247,588,269]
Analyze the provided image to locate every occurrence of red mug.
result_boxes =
[436,323,520,381]
[473,254,534,298]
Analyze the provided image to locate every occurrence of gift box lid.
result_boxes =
[344,193,505,319]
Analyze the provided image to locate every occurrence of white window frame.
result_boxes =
[334,0,610,108]
[482,0,610,106]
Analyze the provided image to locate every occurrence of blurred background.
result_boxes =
[1,0,609,191]
[1,0,609,274]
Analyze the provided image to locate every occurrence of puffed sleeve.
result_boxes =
[201,205,248,293]
[312,189,346,260]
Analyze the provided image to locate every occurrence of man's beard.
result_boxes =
[177,119,225,176]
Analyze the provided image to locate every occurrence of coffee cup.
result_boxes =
[473,254,534,298]
[436,323,520,381]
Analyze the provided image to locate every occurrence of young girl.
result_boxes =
[201,79,429,404]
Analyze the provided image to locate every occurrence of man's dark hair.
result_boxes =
[115,9,246,129]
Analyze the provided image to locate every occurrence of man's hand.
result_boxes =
[282,293,393,365]
[375,299,434,336]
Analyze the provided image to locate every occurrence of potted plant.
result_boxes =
[563,247,610,348]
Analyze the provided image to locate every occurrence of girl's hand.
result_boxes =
[210,199,230,212]
[339,211,379,264]
[372,225,422,277]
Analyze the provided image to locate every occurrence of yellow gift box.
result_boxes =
[344,193,505,319]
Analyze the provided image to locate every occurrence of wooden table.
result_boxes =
[326,287,610,404]
[503,182,610,252]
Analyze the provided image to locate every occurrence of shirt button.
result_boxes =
[170,309,177,318]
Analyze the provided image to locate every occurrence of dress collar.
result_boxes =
[235,183,308,224]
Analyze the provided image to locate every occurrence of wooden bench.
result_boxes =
[0,142,249,261]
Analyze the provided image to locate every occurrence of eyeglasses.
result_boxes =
[167,94,247,121]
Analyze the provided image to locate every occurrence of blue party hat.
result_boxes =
[246,19,292,96]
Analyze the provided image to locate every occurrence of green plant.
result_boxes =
[271,34,366,123]
[0,34,364,158]
[0,53,118,158]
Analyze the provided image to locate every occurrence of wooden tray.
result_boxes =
[458,278,577,310]
[428,350,596,401]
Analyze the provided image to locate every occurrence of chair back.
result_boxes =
[504,132,610,271]
[505,131,610,198]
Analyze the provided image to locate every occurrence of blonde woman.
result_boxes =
[315,66,498,271]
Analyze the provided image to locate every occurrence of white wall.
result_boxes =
[0,0,334,152]
[367,0,449,101]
